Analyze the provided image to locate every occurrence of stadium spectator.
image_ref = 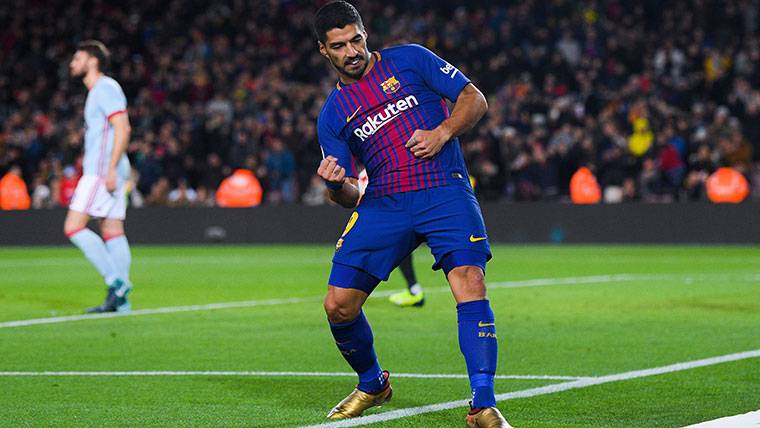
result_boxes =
[216,168,263,208]
[167,178,198,207]
[0,165,31,210]
[1,0,759,205]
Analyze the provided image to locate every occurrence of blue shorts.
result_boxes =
[329,180,491,294]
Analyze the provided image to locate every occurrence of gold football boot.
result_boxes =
[327,371,392,419]
[466,406,512,428]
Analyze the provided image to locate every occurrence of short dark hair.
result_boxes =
[77,40,110,72]
[313,1,364,44]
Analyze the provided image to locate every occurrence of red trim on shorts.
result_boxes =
[98,117,109,177]
[106,109,127,120]
[83,177,103,213]
[102,233,125,242]
[65,227,86,238]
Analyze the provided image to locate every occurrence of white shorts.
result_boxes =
[69,175,127,220]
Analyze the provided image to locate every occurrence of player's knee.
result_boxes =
[100,222,124,239]
[323,296,360,324]
[449,265,486,300]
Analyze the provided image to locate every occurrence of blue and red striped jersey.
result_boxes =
[317,44,472,199]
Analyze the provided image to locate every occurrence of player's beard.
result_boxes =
[334,52,369,80]
[70,65,87,79]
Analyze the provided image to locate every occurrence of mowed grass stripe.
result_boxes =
[0,273,727,329]
[0,371,586,381]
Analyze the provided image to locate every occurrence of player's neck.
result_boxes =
[83,71,104,90]
[339,52,376,86]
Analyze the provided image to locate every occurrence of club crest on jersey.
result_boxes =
[381,76,400,94]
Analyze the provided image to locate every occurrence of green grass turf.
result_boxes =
[0,245,759,427]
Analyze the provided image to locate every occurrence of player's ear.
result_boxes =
[318,41,328,58]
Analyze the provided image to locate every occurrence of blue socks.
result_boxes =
[69,228,120,286]
[457,299,498,408]
[329,310,385,393]
[105,235,132,284]
[328,301,496,405]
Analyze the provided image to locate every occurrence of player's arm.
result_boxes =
[406,83,487,159]
[106,112,131,192]
[403,44,488,159]
[317,156,360,208]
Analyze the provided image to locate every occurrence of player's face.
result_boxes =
[69,51,92,78]
[319,24,370,81]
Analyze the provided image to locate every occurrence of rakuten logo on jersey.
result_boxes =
[353,95,419,141]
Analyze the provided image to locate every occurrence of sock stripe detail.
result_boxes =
[103,233,125,241]
[65,227,86,238]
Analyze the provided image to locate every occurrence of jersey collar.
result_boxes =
[336,51,381,91]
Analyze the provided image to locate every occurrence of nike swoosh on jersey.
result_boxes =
[346,106,362,123]
[469,235,487,242]
[478,321,495,327]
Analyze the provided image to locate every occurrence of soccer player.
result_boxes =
[359,169,425,307]
[64,40,133,313]
[314,3,510,427]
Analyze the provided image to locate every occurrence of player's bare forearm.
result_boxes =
[439,83,488,140]
[317,156,361,208]
[106,113,131,191]
[406,83,487,159]
[328,178,361,208]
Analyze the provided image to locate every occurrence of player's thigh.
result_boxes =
[64,209,90,234]
[413,184,492,272]
[332,196,417,283]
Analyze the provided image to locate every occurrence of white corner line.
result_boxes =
[682,409,760,427]
[302,349,760,427]
[0,274,673,329]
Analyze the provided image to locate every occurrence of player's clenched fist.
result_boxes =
[317,155,346,188]
[405,127,450,159]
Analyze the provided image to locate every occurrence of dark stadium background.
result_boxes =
[1,0,759,209]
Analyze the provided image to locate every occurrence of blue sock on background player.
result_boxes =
[68,228,121,286]
[105,235,131,284]
[329,310,385,393]
[457,299,498,408]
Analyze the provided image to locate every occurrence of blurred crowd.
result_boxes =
[1,0,760,208]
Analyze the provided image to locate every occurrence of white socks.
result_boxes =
[68,228,120,286]
[105,235,131,284]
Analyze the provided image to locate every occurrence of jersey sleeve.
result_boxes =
[98,81,128,119]
[317,110,357,178]
[408,44,471,102]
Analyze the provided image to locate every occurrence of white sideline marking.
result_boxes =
[2,272,752,329]
[304,349,760,427]
[0,274,669,329]
[0,297,314,329]
[683,409,760,427]
[0,255,331,268]
[0,371,585,381]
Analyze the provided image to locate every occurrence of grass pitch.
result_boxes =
[1,245,759,427]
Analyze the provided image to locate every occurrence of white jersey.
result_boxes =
[83,76,130,179]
